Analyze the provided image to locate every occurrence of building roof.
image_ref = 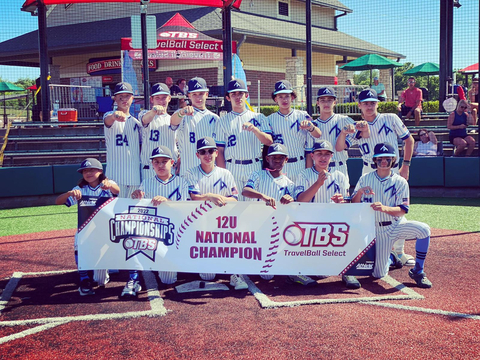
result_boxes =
[0,7,404,67]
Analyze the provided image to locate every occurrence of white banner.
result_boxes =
[77,198,376,276]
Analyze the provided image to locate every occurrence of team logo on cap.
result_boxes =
[193,81,203,89]
[277,82,287,89]
[83,160,92,167]
[119,83,128,90]
[380,145,389,152]
[323,88,334,95]
[202,139,210,146]
[232,81,242,89]
[366,90,375,97]
[273,144,282,151]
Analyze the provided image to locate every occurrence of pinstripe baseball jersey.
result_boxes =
[138,110,178,167]
[185,165,238,199]
[104,112,141,186]
[308,114,354,162]
[353,171,430,278]
[139,175,190,201]
[346,113,410,165]
[268,110,314,157]
[245,170,295,201]
[294,167,349,203]
[64,182,118,207]
[176,108,219,176]
[352,171,409,224]
[215,110,272,161]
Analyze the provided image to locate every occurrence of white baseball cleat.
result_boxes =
[230,274,248,290]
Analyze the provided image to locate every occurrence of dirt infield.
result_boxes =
[1,228,479,359]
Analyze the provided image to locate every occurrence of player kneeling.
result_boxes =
[242,143,315,286]
[185,137,247,290]
[55,158,119,296]
[295,140,360,289]
[351,143,432,288]
[131,146,190,290]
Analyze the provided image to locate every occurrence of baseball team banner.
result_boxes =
[77,198,376,276]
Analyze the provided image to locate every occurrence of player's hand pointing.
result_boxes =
[152,105,166,115]
[355,121,368,131]
[69,189,82,200]
[113,111,126,122]
[342,124,355,134]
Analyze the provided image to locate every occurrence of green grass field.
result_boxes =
[0,198,478,237]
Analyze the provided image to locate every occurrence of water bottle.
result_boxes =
[53,100,59,118]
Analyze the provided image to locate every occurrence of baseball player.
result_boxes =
[170,77,219,177]
[216,78,273,200]
[55,158,119,296]
[103,82,141,198]
[335,88,415,265]
[351,143,432,288]
[268,80,321,181]
[132,146,190,286]
[138,83,178,180]
[294,140,360,289]
[310,87,369,186]
[242,143,315,286]
[185,137,247,290]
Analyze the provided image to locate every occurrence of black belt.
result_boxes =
[364,162,399,169]
[379,221,392,227]
[287,156,304,163]
[329,161,344,167]
[143,165,150,169]
[226,158,260,165]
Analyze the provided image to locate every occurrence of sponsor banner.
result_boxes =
[121,37,236,53]
[128,50,222,61]
[77,198,376,276]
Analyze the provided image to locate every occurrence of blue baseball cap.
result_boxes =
[373,143,396,158]
[267,143,288,156]
[273,80,293,95]
[188,77,208,93]
[113,82,134,95]
[227,79,248,93]
[151,83,170,96]
[77,158,103,173]
[312,140,334,153]
[197,137,217,151]
[150,146,173,160]
[358,89,379,102]
[317,87,337,98]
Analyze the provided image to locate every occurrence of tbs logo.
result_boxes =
[283,222,349,247]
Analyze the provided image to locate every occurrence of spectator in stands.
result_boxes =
[344,78,356,103]
[371,77,386,101]
[413,129,438,157]
[398,77,423,126]
[166,77,186,110]
[447,99,476,157]
[177,78,187,94]
[468,78,479,123]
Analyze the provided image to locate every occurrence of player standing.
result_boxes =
[294,140,360,289]
[55,158,119,296]
[311,87,369,186]
[351,143,432,288]
[132,146,190,286]
[103,82,141,198]
[138,83,177,180]
[170,77,219,177]
[216,79,273,200]
[336,88,415,265]
[268,80,321,181]
[185,137,247,290]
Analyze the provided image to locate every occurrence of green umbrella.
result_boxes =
[404,62,440,96]
[340,54,402,86]
[0,82,25,127]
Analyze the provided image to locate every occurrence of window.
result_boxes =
[278,0,290,19]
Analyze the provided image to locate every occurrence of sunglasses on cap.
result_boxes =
[419,132,428,136]
[198,148,216,155]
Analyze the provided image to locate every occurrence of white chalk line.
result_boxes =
[0,270,167,344]
[246,274,480,320]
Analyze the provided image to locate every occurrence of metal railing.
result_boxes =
[292,85,368,116]
[49,84,111,120]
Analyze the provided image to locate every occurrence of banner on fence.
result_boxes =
[77,197,376,276]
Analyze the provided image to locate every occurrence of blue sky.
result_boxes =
[0,1,479,82]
